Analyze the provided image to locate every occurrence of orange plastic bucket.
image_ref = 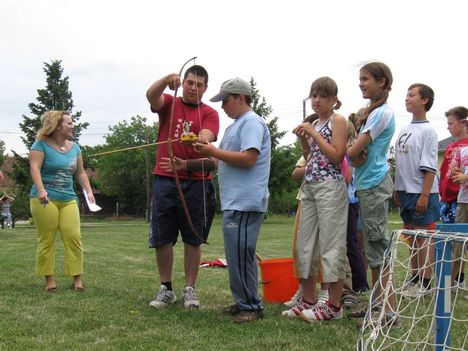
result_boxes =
[259,258,299,303]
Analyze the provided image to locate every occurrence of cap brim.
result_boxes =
[210,91,230,102]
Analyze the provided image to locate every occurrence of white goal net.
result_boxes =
[358,224,468,351]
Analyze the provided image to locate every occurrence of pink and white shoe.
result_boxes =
[300,301,343,322]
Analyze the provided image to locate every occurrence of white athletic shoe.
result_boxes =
[399,281,417,297]
[149,285,177,308]
[451,280,466,294]
[300,301,343,322]
[282,299,314,318]
[182,286,200,308]
[403,282,432,299]
[284,288,302,307]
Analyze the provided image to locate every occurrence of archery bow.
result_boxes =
[167,56,208,244]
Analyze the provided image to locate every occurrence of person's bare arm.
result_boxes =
[75,156,95,203]
[194,142,259,168]
[29,150,48,204]
[146,73,180,111]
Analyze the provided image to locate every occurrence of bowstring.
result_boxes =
[193,65,208,229]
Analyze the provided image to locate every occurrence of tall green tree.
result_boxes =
[94,116,158,216]
[249,78,301,213]
[0,140,5,168]
[19,60,88,149]
[9,60,88,220]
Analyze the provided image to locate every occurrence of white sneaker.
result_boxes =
[182,286,200,308]
[451,280,466,294]
[399,281,417,297]
[403,282,432,299]
[284,288,302,307]
[300,301,343,322]
[149,285,177,308]
[282,299,314,318]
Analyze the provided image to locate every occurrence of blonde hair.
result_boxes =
[36,110,70,140]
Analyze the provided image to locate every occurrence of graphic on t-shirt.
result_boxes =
[397,132,412,153]
[48,159,76,192]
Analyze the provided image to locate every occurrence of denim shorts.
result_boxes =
[149,176,216,248]
[398,192,440,226]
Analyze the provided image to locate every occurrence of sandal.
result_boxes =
[72,284,85,292]
[45,286,57,293]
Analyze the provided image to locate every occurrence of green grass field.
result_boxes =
[0,213,463,351]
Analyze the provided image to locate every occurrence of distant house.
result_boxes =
[0,156,16,194]
[437,136,457,167]
[438,136,456,152]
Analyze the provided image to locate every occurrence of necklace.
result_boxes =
[315,112,335,128]
[57,140,67,151]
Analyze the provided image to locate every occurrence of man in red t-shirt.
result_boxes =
[146,65,219,309]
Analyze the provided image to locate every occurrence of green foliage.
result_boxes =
[249,77,272,120]
[93,116,158,215]
[7,151,32,220]
[0,140,5,167]
[19,60,89,149]
[9,60,88,218]
[249,77,301,214]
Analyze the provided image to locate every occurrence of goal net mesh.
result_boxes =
[358,228,468,350]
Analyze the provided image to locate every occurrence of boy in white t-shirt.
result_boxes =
[394,83,439,297]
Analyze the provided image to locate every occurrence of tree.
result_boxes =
[0,140,5,168]
[9,60,88,220]
[93,116,158,216]
[19,60,89,149]
[249,78,302,214]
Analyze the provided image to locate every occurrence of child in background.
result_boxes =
[439,106,468,289]
[1,195,14,229]
[344,121,368,294]
[394,83,439,297]
[447,107,468,290]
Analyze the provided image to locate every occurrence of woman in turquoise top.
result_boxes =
[29,110,94,292]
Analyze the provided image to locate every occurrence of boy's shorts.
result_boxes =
[398,192,440,226]
[149,175,216,248]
